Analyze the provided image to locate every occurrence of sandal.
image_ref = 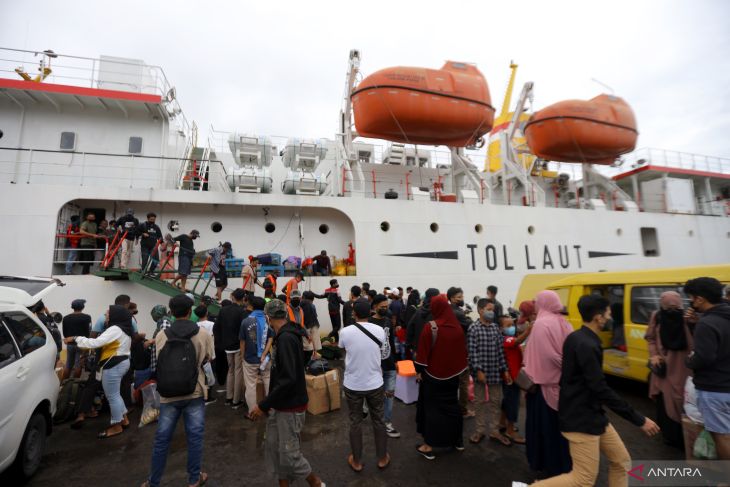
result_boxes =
[377,453,391,470]
[189,472,208,487]
[505,433,526,445]
[347,454,363,473]
[489,433,512,446]
[416,445,435,460]
[469,433,485,444]
[98,427,124,439]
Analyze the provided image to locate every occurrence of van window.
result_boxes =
[630,286,688,324]
[0,324,19,369]
[2,313,46,355]
[552,287,570,307]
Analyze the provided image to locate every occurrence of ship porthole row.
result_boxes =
[265,223,276,233]
[430,223,439,233]
[319,224,329,234]
[380,221,390,232]
[527,225,535,235]
[211,222,222,233]
[475,224,483,233]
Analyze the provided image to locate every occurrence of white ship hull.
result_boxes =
[2,183,728,335]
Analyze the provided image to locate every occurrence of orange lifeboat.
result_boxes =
[524,94,638,164]
[351,61,494,147]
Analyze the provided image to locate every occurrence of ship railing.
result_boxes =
[604,148,730,177]
[0,146,228,191]
[0,47,190,136]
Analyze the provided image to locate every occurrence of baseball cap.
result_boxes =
[295,271,305,281]
[390,287,400,297]
[191,229,200,237]
[71,299,86,310]
[265,299,287,319]
[353,298,372,320]
[517,300,536,324]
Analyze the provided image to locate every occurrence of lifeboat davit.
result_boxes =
[524,94,638,164]
[351,62,494,147]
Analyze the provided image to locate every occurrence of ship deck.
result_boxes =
[3,369,682,487]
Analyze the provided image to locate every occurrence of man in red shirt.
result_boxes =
[311,250,332,276]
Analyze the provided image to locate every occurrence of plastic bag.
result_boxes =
[139,381,160,428]
[203,362,216,387]
[683,376,703,424]
[693,429,717,460]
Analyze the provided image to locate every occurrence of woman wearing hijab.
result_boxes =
[64,305,134,438]
[645,291,693,447]
[523,290,573,477]
[414,294,468,460]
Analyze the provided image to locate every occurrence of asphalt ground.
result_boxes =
[4,369,683,487]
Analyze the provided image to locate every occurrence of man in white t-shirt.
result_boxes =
[338,298,390,472]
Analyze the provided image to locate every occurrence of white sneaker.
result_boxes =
[385,422,401,438]
[512,482,529,487]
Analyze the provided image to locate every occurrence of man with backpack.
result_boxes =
[143,294,214,487]
[339,298,390,471]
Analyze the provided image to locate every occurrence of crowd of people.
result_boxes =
[53,274,730,486]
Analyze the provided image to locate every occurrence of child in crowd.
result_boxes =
[467,299,512,445]
[499,314,529,444]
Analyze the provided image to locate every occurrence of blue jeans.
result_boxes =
[65,248,78,274]
[101,359,130,424]
[149,398,205,487]
[383,369,397,423]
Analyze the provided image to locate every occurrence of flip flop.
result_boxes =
[377,453,391,470]
[505,434,526,445]
[347,454,363,473]
[416,445,435,460]
[189,472,208,486]
[98,428,123,439]
[489,433,512,447]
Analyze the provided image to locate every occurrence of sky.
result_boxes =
[2,0,730,159]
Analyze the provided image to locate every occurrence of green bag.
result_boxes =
[693,429,717,459]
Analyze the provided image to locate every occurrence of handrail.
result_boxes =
[102,230,127,269]
[0,146,223,164]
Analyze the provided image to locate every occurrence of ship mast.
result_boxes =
[499,61,519,120]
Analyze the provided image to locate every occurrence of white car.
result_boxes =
[0,276,61,478]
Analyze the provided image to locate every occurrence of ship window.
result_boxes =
[418,157,428,167]
[211,222,222,233]
[265,223,276,233]
[357,150,371,163]
[319,224,329,234]
[128,136,143,154]
[640,227,660,257]
[527,225,535,235]
[380,221,390,232]
[616,228,623,236]
[430,223,439,233]
[60,132,76,151]
[475,224,483,234]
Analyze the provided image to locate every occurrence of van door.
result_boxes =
[584,285,631,376]
[0,322,23,469]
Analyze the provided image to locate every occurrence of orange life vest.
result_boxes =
[287,305,304,328]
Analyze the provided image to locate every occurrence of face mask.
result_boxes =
[481,311,495,322]
[291,299,301,307]
[376,307,387,316]
[503,326,516,337]
[455,300,465,307]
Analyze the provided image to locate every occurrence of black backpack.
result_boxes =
[156,327,199,398]
[53,378,85,424]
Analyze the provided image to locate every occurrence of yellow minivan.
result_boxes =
[540,264,730,382]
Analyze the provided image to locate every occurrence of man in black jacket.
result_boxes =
[324,279,346,341]
[685,277,730,459]
[138,212,162,273]
[342,285,361,329]
[250,300,325,487]
[116,208,140,269]
[532,295,659,487]
[406,288,439,357]
[219,289,249,408]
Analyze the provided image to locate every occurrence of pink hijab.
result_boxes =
[523,290,574,411]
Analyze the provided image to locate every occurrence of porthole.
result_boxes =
[319,224,329,234]
[475,224,483,234]
[265,223,276,233]
[616,228,622,236]
[430,223,439,233]
[380,221,390,232]
[527,225,535,235]
[211,221,222,233]
[688,230,694,237]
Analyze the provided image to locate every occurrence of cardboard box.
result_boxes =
[681,414,704,460]
[306,370,341,415]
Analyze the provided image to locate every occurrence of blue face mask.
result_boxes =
[503,325,516,337]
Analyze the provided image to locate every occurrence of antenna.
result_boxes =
[590,78,615,94]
